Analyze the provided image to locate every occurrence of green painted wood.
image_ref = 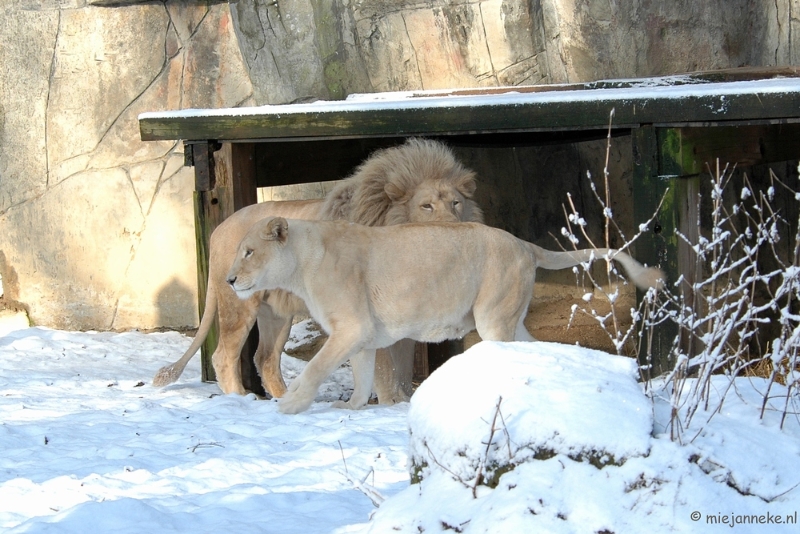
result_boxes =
[632,125,678,376]
[658,124,800,178]
[193,188,222,383]
[636,124,763,374]
[190,142,236,385]
[194,143,266,395]
[140,79,800,143]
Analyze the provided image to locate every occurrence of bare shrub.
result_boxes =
[561,111,799,442]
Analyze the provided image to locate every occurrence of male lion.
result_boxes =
[227,217,665,414]
[153,138,483,401]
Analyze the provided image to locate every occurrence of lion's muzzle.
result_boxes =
[226,275,255,298]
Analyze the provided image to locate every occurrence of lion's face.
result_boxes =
[383,179,483,226]
[404,181,468,223]
[227,218,293,300]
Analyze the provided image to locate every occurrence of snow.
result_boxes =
[407,341,652,486]
[1,321,799,533]
[138,78,800,121]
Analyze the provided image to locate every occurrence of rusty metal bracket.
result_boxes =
[184,140,222,192]
[183,143,194,167]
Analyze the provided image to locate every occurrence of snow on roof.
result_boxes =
[138,77,800,121]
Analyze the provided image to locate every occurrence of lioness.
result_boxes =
[227,217,664,414]
[153,138,483,401]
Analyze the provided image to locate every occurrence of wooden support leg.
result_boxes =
[214,143,261,395]
[632,125,676,375]
[188,140,222,383]
[193,189,221,384]
[190,141,264,396]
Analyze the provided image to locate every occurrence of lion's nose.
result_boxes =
[226,276,237,287]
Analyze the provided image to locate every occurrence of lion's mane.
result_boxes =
[321,138,484,226]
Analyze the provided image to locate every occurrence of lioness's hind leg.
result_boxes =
[373,340,414,404]
[514,313,536,342]
[332,349,376,410]
[253,303,291,398]
[213,292,260,395]
[475,292,533,343]
[475,310,526,343]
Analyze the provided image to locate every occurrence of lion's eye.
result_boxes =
[244,248,254,258]
[453,200,461,208]
[421,204,434,211]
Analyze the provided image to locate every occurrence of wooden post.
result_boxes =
[193,188,222,384]
[657,127,704,361]
[190,141,263,395]
[634,123,800,376]
[632,125,677,375]
[413,343,428,384]
[232,144,261,394]
[187,140,222,383]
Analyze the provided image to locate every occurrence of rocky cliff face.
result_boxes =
[1,1,255,329]
[1,0,798,329]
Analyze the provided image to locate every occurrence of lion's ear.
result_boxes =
[455,172,478,198]
[384,182,407,203]
[262,217,289,243]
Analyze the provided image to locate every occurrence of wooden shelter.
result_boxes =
[139,68,800,393]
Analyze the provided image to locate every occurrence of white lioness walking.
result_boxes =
[226,217,664,414]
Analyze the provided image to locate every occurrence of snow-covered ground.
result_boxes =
[1,320,798,533]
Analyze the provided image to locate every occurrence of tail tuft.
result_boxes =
[152,365,180,387]
[629,264,666,291]
[643,267,666,291]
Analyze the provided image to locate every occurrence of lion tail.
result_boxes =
[527,243,665,291]
[152,284,218,387]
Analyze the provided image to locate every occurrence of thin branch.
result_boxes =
[338,440,385,507]
[473,396,503,498]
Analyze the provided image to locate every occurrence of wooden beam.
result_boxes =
[140,78,800,143]
[658,123,800,177]
[185,141,223,385]
[189,141,264,395]
[632,125,677,375]
[223,143,259,209]
[200,142,263,395]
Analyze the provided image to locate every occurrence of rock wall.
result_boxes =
[1,0,798,330]
[232,0,800,101]
[1,1,255,329]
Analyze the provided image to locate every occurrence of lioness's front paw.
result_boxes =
[278,390,314,414]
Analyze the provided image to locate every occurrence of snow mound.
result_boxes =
[408,341,652,487]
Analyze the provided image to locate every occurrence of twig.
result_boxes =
[338,440,385,507]
[765,479,800,503]
[473,396,503,498]
[422,440,472,491]
[338,439,348,474]
[189,442,223,453]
